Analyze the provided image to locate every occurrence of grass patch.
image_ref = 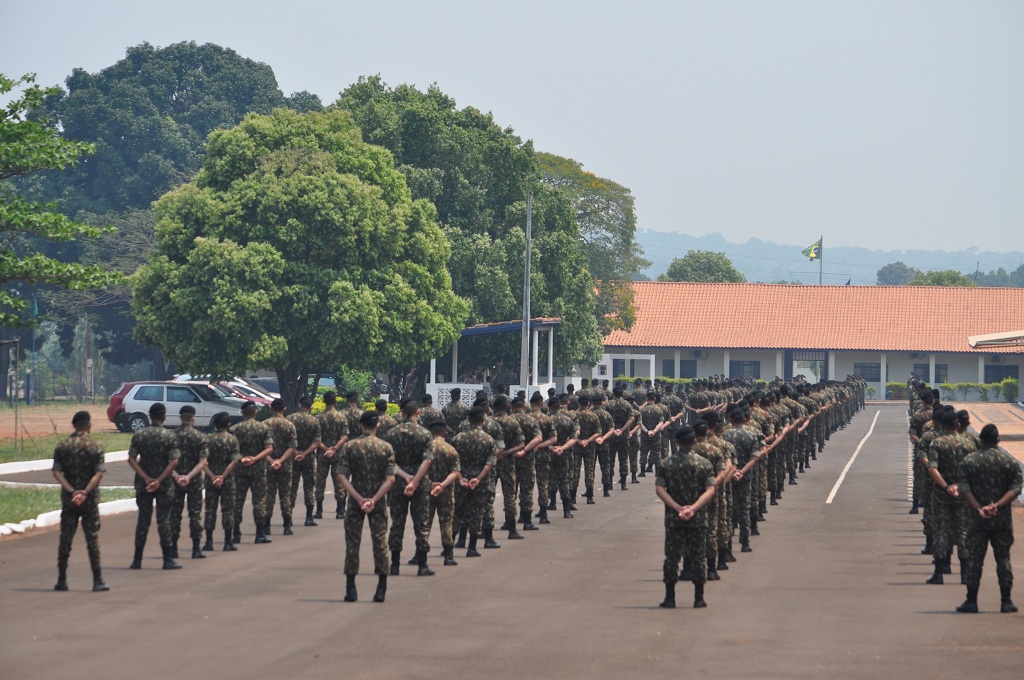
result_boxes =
[0,487,136,525]
[0,432,133,465]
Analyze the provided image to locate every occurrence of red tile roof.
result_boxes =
[604,282,1024,354]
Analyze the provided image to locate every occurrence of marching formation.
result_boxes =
[49,377,864,608]
[907,380,1022,613]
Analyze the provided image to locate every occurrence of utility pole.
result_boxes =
[818,235,823,286]
[519,194,533,389]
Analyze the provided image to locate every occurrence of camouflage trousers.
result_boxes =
[535,454,551,512]
[733,478,752,545]
[515,452,536,516]
[574,444,597,495]
[428,486,455,550]
[931,489,967,563]
[135,482,175,551]
[495,457,518,518]
[234,460,268,531]
[664,523,707,585]
[767,448,780,495]
[610,438,630,480]
[639,435,661,472]
[344,501,389,576]
[963,519,1014,590]
[484,469,498,531]
[170,476,205,544]
[629,434,639,475]
[912,453,928,506]
[455,480,489,535]
[204,476,235,535]
[58,492,101,575]
[266,460,294,521]
[756,459,768,508]
[597,444,613,488]
[550,451,572,507]
[314,451,344,505]
[718,484,732,550]
[705,488,719,557]
[290,455,316,510]
[389,481,430,555]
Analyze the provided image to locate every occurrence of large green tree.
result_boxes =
[658,250,746,283]
[876,261,919,285]
[908,270,977,287]
[132,108,468,407]
[1,74,121,329]
[335,78,604,372]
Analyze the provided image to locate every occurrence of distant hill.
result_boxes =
[635,229,1024,285]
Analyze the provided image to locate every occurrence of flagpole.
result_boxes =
[818,235,823,285]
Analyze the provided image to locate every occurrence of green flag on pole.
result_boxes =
[802,238,822,261]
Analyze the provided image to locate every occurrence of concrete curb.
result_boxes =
[0,450,128,475]
[1,497,137,537]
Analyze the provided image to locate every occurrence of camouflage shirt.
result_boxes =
[594,407,614,444]
[128,425,181,487]
[383,421,434,475]
[451,427,498,479]
[656,447,716,529]
[958,444,1024,529]
[692,439,727,480]
[266,415,298,459]
[551,411,579,446]
[175,424,208,472]
[929,431,977,492]
[337,435,396,498]
[604,397,635,432]
[318,409,348,449]
[231,418,273,459]
[639,403,664,434]
[494,414,525,453]
[531,409,556,462]
[512,411,542,445]
[288,411,322,452]
[442,401,470,432]
[205,430,241,475]
[722,424,761,467]
[341,405,364,439]
[376,413,398,439]
[428,437,461,484]
[52,432,105,496]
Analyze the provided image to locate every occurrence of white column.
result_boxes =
[723,350,731,378]
[775,351,784,379]
[928,353,935,385]
[430,358,437,384]
[451,340,459,384]
[547,329,554,382]
[674,349,681,379]
[880,352,887,401]
[828,352,836,381]
[650,355,656,379]
[531,329,539,386]
[978,355,985,383]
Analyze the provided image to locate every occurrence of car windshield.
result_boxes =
[192,384,223,401]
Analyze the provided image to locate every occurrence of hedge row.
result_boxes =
[885,379,1020,403]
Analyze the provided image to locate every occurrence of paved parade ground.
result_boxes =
[3,402,1024,680]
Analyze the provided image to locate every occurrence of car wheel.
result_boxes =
[127,413,149,433]
[114,411,131,433]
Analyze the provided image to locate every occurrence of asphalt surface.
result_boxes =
[2,403,1023,680]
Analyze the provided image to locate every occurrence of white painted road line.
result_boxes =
[826,409,881,505]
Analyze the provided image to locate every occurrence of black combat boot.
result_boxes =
[679,558,692,582]
[926,564,944,585]
[336,500,345,520]
[408,552,419,565]
[717,548,730,571]
[417,550,436,576]
[521,512,539,531]
[603,483,611,498]
[789,474,798,486]
[770,489,778,506]
[659,582,676,609]
[313,500,323,519]
[92,567,109,592]
[537,507,550,525]
[373,574,387,603]
[631,473,639,484]
[483,528,501,549]
[639,468,646,478]
[162,546,182,570]
[443,547,458,566]
[130,546,144,569]
[170,542,179,560]
[390,551,401,576]
[344,575,357,602]
[586,487,596,505]
[693,583,707,609]
[507,513,524,540]
[726,546,737,562]
[223,529,237,551]
[1001,585,1018,613]
[254,523,271,544]
[191,538,206,559]
[233,527,242,544]
[957,585,979,613]
[202,530,215,553]
[909,499,919,515]
[707,555,720,581]
[939,557,952,574]
[467,532,482,557]
[54,561,68,591]
[305,504,317,527]
[264,517,272,536]
[282,515,294,536]
[620,477,628,491]
[455,525,468,549]
[921,536,933,555]
[547,498,557,512]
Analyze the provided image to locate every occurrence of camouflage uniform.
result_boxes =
[231,419,272,533]
[723,423,761,548]
[572,409,602,499]
[265,415,299,524]
[604,396,635,483]
[593,404,615,492]
[316,408,348,512]
[709,433,737,551]
[452,427,498,536]
[383,421,434,557]
[129,425,181,555]
[550,411,579,512]
[288,410,321,510]
[662,391,685,455]
[204,430,240,538]
[337,435,396,575]
[512,410,542,520]
[657,446,716,586]
[638,402,665,475]
[171,424,208,548]
[427,437,461,551]
[628,401,642,477]
[531,408,555,515]
[53,433,105,581]
[929,430,976,569]
[958,444,1023,592]
[493,414,524,520]
[442,400,470,433]
[693,439,727,563]
[376,411,399,440]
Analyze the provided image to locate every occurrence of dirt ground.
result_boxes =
[0,401,120,439]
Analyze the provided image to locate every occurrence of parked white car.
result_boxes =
[120,381,244,432]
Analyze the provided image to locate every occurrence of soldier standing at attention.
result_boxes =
[492,395,526,537]
[442,388,470,433]
[127,403,181,570]
[529,392,557,524]
[510,397,543,530]
[656,425,716,609]
[603,387,636,490]
[956,424,1022,613]
[202,412,240,552]
[451,408,497,557]
[926,406,977,584]
[638,392,665,477]
[375,399,399,439]
[570,395,602,505]
[423,412,461,566]
[383,398,435,575]
[593,393,617,498]
[722,406,762,554]
[336,411,396,603]
[265,398,299,536]
[548,397,580,518]
[52,411,108,592]
[231,401,274,545]
[288,396,322,527]
[315,391,348,520]
[419,394,445,432]
[171,405,209,560]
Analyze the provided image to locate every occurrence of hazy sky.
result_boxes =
[4,1,1022,252]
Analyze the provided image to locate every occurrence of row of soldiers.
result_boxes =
[907,382,1021,613]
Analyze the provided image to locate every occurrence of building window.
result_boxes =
[985,365,1019,383]
[612,359,625,378]
[679,360,697,379]
[854,363,881,382]
[730,360,760,379]
[913,363,948,383]
[662,359,675,378]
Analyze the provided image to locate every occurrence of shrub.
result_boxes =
[1002,379,1020,404]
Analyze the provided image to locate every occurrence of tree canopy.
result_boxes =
[658,250,746,283]
[907,269,977,287]
[1,73,121,328]
[132,108,468,406]
[876,261,918,285]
